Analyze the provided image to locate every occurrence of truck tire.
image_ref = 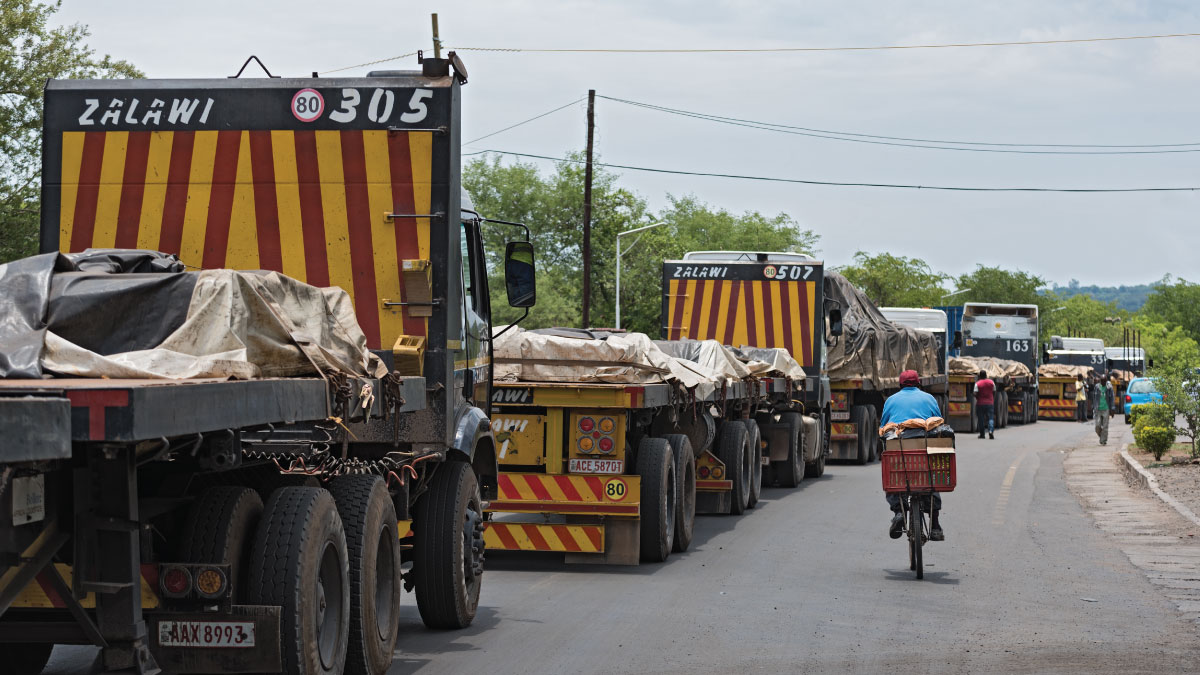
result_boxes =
[717,421,752,515]
[180,486,263,601]
[414,461,484,629]
[12,644,53,675]
[247,487,349,675]
[997,391,1009,428]
[741,419,763,508]
[663,434,696,553]
[637,437,676,562]
[851,405,871,465]
[328,475,401,675]
[774,412,804,488]
[804,415,827,478]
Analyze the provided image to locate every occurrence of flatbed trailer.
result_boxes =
[484,375,802,564]
[945,373,1033,432]
[1039,375,1085,421]
[828,374,948,463]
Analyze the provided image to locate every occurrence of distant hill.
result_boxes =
[1049,281,1156,312]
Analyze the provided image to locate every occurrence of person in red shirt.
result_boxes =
[974,370,996,440]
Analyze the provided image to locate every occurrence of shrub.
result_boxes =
[1128,403,1152,428]
[1137,426,1176,461]
[1133,403,1174,437]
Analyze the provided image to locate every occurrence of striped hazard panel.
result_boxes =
[831,422,858,441]
[489,473,640,516]
[13,563,160,609]
[664,278,817,366]
[54,129,433,350]
[947,402,972,416]
[484,522,604,553]
[1039,398,1076,419]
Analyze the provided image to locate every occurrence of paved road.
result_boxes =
[46,420,1200,674]
[388,420,1199,674]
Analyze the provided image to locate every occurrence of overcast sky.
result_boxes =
[58,1,1200,288]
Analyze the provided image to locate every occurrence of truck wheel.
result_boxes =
[805,414,828,478]
[414,461,484,629]
[997,392,1008,428]
[741,419,763,508]
[328,475,401,675]
[774,412,804,488]
[851,405,871,465]
[637,437,676,562]
[717,421,752,515]
[180,486,263,601]
[12,644,53,675]
[663,434,695,553]
[247,487,349,675]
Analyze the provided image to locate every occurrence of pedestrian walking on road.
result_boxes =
[1094,373,1115,445]
[974,370,996,439]
[1075,375,1088,423]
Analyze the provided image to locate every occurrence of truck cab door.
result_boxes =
[459,219,492,412]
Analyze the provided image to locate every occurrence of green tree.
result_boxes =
[1143,276,1200,344]
[1130,315,1200,374]
[1,0,143,263]
[1152,367,1200,457]
[836,251,947,308]
[1040,294,1129,345]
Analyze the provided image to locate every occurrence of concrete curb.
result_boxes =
[1117,444,1200,528]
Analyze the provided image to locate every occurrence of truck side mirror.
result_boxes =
[952,331,963,349]
[828,308,843,337]
[504,241,536,308]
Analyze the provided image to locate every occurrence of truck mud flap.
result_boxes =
[149,605,281,674]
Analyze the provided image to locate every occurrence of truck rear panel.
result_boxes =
[42,78,455,353]
[661,261,822,370]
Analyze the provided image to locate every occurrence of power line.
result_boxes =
[322,51,419,75]
[600,95,1200,150]
[449,31,1200,54]
[464,149,1199,193]
[464,97,587,145]
[601,96,1200,154]
[323,31,1200,75]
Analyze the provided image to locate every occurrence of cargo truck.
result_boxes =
[1,56,534,675]
[879,307,954,385]
[958,303,1040,425]
[661,251,839,474]
[484,332,804,564]
[1045,336,1106,369]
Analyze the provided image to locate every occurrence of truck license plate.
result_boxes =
[568,458,624,474]
[831,411,850,421]
[158,621,255,648]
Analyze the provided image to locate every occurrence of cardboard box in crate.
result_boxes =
[881,436,956,493]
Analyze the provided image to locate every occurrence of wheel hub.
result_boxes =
[465,507,485,579]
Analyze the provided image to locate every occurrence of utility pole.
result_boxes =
[581,89,595,328]
[431,13,442,58]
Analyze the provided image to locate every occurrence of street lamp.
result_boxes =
[615,222,667,330]
[940,288,971,304]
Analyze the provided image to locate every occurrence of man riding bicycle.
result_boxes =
[880,370,945,542]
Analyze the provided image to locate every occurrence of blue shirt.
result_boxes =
[879,387,942,427]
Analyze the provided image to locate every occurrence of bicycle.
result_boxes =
[881,432,956,581]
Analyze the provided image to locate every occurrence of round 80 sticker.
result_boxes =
[291,88,324,122]
[604,478,629,501]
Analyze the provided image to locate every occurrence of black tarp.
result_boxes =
[824,272,940,388]
[0,250,188,378]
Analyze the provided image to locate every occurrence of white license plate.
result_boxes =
[158,621,255,648]
[569,458,624,474]
[760,455,770,465]
[831,411,850,421]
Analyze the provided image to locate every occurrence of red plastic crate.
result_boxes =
[881,449,956,493]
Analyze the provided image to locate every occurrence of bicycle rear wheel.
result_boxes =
[909,497,924,579]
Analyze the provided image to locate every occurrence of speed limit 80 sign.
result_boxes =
[291,88,324,122]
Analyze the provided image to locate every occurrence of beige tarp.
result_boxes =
[732,347,806,379]
[824,273,940,387]
[654,339,752,381]
[42,269,385,380]
[1038,363,1096,379]
[494,328,720,395]
[949,356,1032,380]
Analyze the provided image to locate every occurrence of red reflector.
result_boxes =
[698,466,711,478]
[579,417,595,432]
[599,437,613,452]
[163,567,190,595]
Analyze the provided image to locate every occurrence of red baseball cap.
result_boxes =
[899,370,920,387]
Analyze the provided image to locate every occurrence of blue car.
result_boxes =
[1123,377,1163,423]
